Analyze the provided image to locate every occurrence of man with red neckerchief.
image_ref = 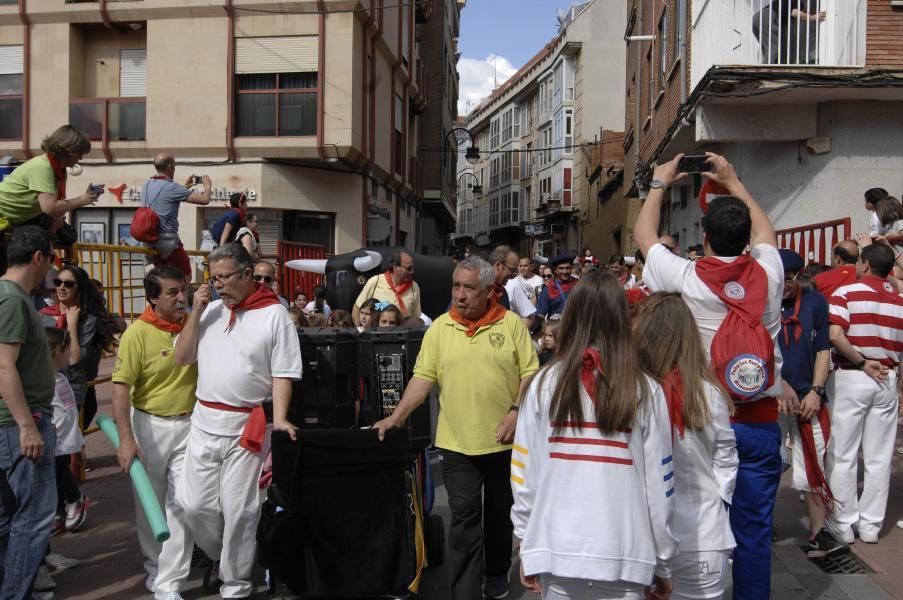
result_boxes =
[635,152,785,600]
[111,265,199,598]
[174,243,302,599]
[813,240,859,297]
[535,254,578,320]
[373,256,538,600]
[352,250,421,326]
[825,243,903,546]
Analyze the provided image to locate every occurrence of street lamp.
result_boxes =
[458,172,482,196]
[445,127,480,165]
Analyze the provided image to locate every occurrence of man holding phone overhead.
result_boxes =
[635,152,785,600]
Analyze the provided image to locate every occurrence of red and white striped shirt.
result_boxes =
[829,275,903,367]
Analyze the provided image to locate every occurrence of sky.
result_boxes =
[457,0,577,116]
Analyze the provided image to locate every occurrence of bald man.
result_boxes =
[813,241,859,297]
[140,153,213,278]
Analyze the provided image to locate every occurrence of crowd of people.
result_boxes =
[2,126,903,600]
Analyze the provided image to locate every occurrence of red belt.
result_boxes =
[198,399,267,453]
[731,397,778,424]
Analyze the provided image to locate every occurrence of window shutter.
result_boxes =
[119,49,147,97]
[0,45,24,75]
[235,36,319,74]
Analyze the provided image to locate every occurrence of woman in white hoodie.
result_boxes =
[633,292,739,600]
[511,271,677,600]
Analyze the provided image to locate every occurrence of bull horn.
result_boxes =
[285,259,327,274]
[353,251,383,272]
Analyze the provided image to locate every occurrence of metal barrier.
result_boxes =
[776,217,851,264]
[70,243,209,322]
[277,240,326,299]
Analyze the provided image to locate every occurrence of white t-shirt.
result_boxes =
[52,372,84,456]
[643,242,785,399]
[187,300,303,436]
[304,300,332,317]
[511,274,543,302]
[504,279,538,319]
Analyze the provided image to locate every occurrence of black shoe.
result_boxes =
[808,528,850,558]
[484,574,510,599]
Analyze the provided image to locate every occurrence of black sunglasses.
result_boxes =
[53,278,76,289]
[253,275,273,283]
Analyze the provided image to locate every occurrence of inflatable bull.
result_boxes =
[286,247,455,319]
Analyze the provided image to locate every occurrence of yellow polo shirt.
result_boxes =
[413,311,538,455]
[112,320,198,416]
[354,274,422,317]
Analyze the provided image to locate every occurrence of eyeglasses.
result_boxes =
[53,278,76,289]
[784,272,799,284]
[208,269,245,284]
[253,275,273,283]
[397,264,415,272]
[543,274,554,280]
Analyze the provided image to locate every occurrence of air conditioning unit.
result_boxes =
[550,224,565,235]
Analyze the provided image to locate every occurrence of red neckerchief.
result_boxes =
[40,304,67,329]
[45,154,67,200]
[625,286,651,307]
[225,283,281,332]
[618,272,630,287]
[581,348,605,398]
[151,174,171,181]
[813,265,856,297]
[385,271,413,314]
[695,256,768,324]
[232,207,247,227]
[138,305,183,334]
[448,296,507,337]
[781,286,803,346]
[661,366,686,439]
[547,277,577,300]
[799,404,836,514]
[489,283,507,305]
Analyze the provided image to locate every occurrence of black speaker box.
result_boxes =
[290,327,358,429]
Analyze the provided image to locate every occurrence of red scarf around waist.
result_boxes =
[46,153,67,201]
[449,296,507,337]
[799,403,836,513]
[225,284,281,331]
[385,271,413,315]
[198,399,267,453]
[138,305,183,333]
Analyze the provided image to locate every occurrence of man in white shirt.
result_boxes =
[508,257,543,305]
[634,152,784,600]
[174,243,302,599]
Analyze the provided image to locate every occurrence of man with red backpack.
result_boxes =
[635,152,785,600]
[135,153,213,278]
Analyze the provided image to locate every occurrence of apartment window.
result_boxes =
[490,118,500,149]
[646,48,654,116]
[673,0,686,63]
[500,152,512,184]
[0,45,24,140]
[235,36,319,137]
[520,144,532,178]
[501,110,512,144]
[394,94,404,175]
[490,157,500,189]
[564,109,573,154]
[658,10,669,91]
[513,106,521,138]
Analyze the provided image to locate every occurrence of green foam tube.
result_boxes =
[96,413,170,542]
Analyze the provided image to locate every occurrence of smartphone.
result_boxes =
[90,183,105,196]
[678,155,712,173]
[190,175,202,185]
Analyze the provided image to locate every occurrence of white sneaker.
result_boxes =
[33,565,56,592]
[859,529,879,544]
[154,592,184,600]
[897,519,903,530]
[46,552,79,572]
[145,571,157,593]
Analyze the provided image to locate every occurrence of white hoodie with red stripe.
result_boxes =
[510,365,677,584]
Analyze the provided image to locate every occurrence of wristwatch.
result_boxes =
[810,385,826,399]
[508,404,520,413]
[856,358,867,369]
[649,180,667,190]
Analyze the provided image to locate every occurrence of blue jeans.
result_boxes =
[729,421,781,600]
[0,416,57,600]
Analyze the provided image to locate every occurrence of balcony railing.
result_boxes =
[776,216,851,264]
[69,98,146,142]
[692,0,866,84]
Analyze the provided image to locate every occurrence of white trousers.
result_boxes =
[177,424,268,599]
[130,409,193,591]
[670,550,730,600]
[825,369,899,538]
[538,575,644,600]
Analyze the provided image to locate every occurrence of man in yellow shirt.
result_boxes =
[352,251,422,324]
[111,266,198,599]
[374,256,538,600]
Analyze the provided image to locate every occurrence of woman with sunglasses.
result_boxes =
[41,265,120,429]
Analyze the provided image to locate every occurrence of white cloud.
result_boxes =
[457,54,519,116]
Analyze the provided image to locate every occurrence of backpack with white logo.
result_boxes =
[695,256,775,403]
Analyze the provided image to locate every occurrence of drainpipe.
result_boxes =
[633,0,643,189]
[679,0,687,106]
[316,1,326,161]
[225,0,236,162]
[18,0,31,159]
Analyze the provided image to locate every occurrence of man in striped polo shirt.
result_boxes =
[825,243,903,544]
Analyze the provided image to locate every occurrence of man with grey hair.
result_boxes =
[174,243,302,598]
[141,153,213,278]
[489,245,536,327]
[374,256,538,600]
